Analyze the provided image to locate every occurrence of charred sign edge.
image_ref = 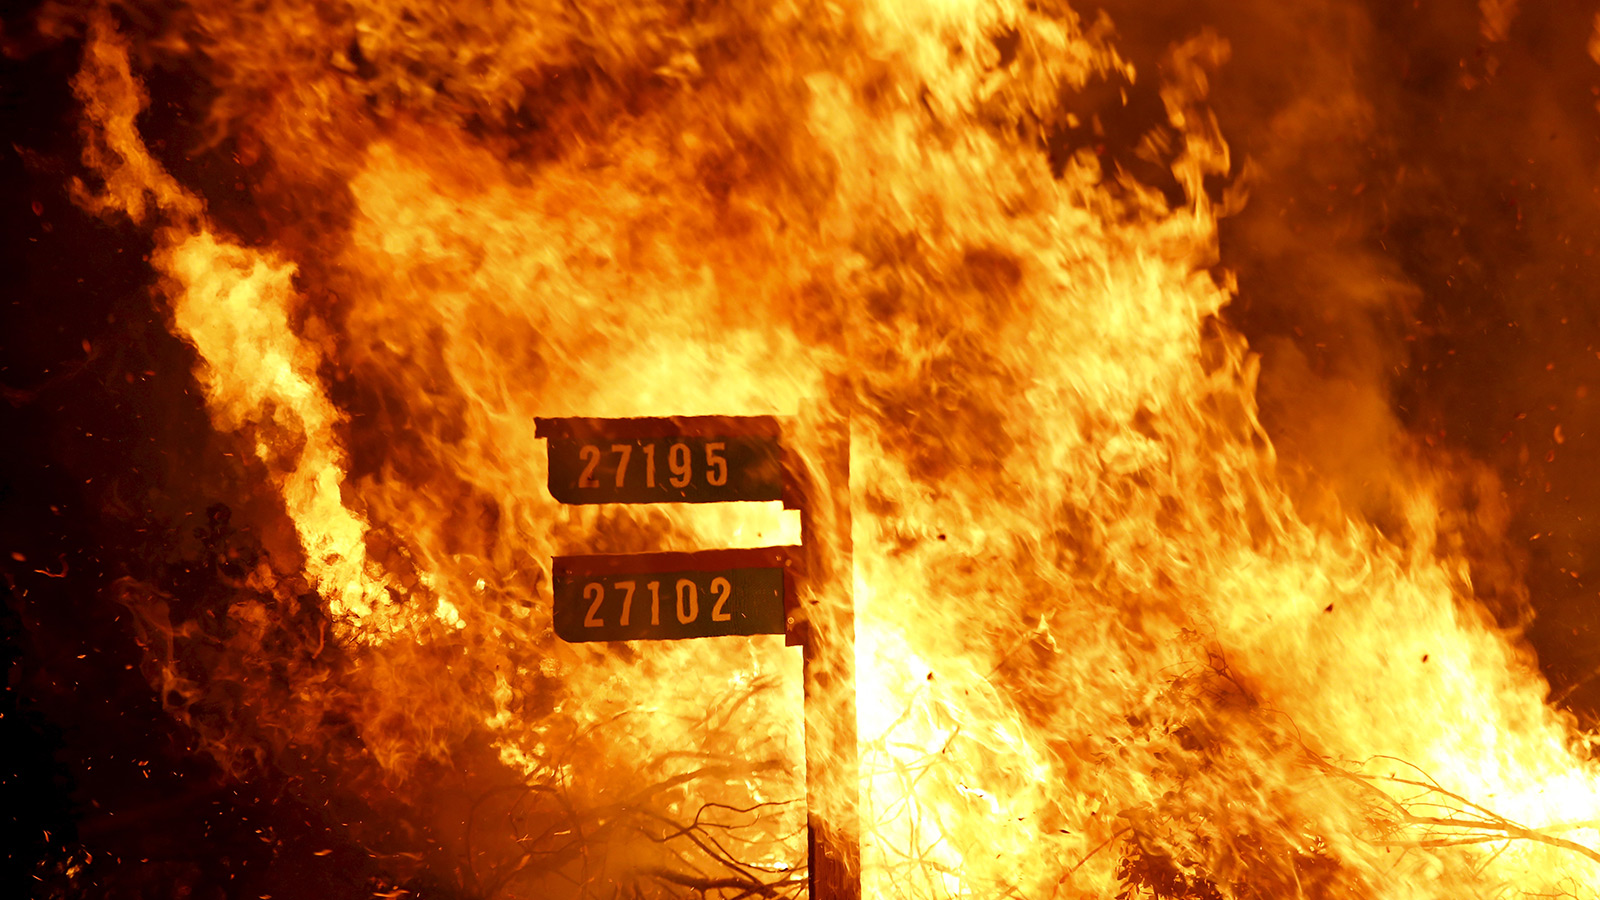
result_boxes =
[535,415,783,440]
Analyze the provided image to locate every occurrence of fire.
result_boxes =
[41,0,1600,897]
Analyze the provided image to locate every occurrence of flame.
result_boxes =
[62,0,1600,898]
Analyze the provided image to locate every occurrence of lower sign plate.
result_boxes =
[552,547,798,643]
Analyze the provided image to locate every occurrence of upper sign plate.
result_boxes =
[536,416,784,504]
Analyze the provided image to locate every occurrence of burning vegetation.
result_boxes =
[7,1,1600,898]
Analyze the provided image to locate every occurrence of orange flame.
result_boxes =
[66,1,1600,897]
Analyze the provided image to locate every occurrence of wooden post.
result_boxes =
[785,409,860,900]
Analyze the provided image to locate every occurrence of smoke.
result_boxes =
[1082,0,1600,717]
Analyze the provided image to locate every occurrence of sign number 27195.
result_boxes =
[577,442,727,490]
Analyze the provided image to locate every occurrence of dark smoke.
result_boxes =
[1085,0,1600,720]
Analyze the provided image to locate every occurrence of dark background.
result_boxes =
[0,7,405,897]
[1086,0,1600,703]
[7,0,1600,896]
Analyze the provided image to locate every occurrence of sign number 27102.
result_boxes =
[579,577,733,627]
[551,562,787,642]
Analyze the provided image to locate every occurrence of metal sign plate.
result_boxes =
[536,416,784,505]
[551,547,798,642]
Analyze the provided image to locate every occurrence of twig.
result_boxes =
[644,866,802,898]
[1057,826,1132,887]
[1319,757,1600,869]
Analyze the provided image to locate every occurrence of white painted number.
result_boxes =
[577,439,741,492]
[611,444,632,488]
[576,576,738,631]
[615,580,635,626]
[710,576,732,622]
[705,442,727,486]
[669,442,691,488]
[578,445,601,488]
[675,579,698,624]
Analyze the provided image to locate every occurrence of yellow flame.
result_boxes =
[161,231,402,624]
[68,0,1600,897]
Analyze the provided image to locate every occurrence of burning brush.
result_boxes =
[7,1,1600,899]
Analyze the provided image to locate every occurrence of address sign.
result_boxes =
[535,416,783,505]
[539,416,795,643]
[551,547,796,642]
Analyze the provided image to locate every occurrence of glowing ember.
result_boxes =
[9,0,1600,898]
